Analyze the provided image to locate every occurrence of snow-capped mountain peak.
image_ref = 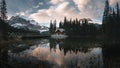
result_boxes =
[8,16,49,33]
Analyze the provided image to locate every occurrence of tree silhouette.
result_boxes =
[0,0,8,40]
[102,0,120,41]
[49,20,57,34]
[57,17,98,37]
[116,2,120,17]
[59,21,63,28]
[0,0,7,21]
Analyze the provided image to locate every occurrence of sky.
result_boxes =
[6,0,120,26]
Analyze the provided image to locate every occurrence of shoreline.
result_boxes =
[0,39,22,45]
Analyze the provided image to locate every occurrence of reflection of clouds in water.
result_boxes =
[8,43,103,68]
[31,46,63,67]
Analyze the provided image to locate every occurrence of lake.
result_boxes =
[0,38,119,68]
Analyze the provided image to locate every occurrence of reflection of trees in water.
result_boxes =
[50,39,57,52]
[49,39,99,55]
[0,39,103,68]
[50,39,103,68]
[0,44,11,68]
[103,44,120,68]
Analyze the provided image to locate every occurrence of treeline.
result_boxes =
[59,17,101,36]
[50,17,102,37]
[50,0,120,40]
[102,0,120,40]
[50,39,91,55]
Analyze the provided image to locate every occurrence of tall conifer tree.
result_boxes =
[0,0,7,21]
[116,2,119,17]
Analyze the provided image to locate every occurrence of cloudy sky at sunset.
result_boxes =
[6,0,120,26]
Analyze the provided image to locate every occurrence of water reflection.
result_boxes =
[8,39,103,68]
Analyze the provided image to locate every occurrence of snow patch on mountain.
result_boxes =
[8,16,49,33]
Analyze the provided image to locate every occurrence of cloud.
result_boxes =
[50,0,59,5]
[29,1,80,23]
[50,0,64,5]
[29,0,104,24]
[109,0,120,5]
[7,0,120,25]
[14,9,32,17]
[33,2,44,8]
[73,0,105,17]
[16,12,25,16]
[29,9,51,23]
[73,0,90,11]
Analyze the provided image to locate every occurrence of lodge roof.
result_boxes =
[55,28,65,32]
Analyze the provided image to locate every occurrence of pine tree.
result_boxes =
[59,21,63,28]
[0,0,8,40]
[64,16,67,23]
[53,20,56,31]
[49,20,53,34]
[0,0,7,21]
[116,2,119,17]
[63,16,67,29]
[102,0,109,25]
[102,0,110,35]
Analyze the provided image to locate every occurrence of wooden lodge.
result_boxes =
[55,28,65,35]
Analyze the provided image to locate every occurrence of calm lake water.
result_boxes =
[1,38,104,68]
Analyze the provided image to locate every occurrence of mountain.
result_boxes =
[8,16,49,33]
